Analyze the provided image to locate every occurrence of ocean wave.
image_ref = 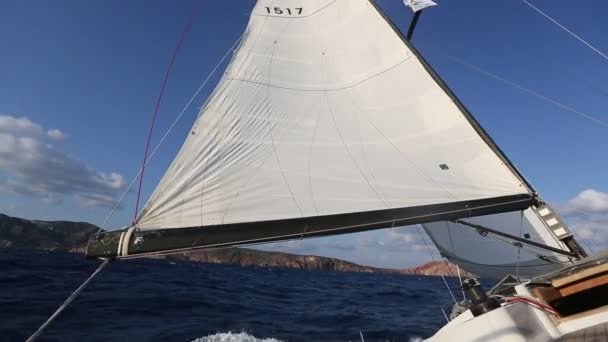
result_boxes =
[192,332,282,342]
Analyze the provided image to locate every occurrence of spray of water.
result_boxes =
[191,332,283,342]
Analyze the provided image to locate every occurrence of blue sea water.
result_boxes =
[0,249,462,342]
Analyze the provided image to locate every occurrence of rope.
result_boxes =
[133,0,204,222]
[521,0,608,63]
[503,296,560,317]
[25,259,110,342]
[96,33,244,234]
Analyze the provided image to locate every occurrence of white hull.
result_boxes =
[426,251,608,341]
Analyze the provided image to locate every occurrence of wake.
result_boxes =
[191,332,283,342]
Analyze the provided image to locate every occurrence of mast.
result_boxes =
[406,10,423,41]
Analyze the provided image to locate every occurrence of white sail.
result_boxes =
[136,0,530,230]
[423,208,572,279]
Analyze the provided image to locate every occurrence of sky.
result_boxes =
[1,0,607,268]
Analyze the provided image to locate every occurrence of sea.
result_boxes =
[1,249,463,342]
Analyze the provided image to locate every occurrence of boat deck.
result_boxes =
[560,322,608,341]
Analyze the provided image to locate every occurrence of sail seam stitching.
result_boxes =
[226,55,413,92]
[216,9,278,223]
[324,94,389,208]
[265,18,305,217]
[343,86,458,201]
[201,6,277,226]
[221,15,310,221]
[319,31,389,209]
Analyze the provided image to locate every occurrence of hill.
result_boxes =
[0,213,99,250]
[0,213,469,277]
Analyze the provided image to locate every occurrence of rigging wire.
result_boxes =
[520,0,608,63]
[440,307,450,323]
[133,0,204,223]
[95,33,244,234]
[25,259,110,342]
[438,52,608,129]
[455,264,465,301]
[27,7,249,341]
[414,225,459,305]
[515,211,524,278]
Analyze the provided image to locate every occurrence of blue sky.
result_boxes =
[1,0,607,267]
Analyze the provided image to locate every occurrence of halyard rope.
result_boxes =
[133,0,205,222]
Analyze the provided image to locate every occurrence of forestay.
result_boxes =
[423,208,572,279]
[136,0,531,232]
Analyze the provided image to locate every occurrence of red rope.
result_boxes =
[133,0,204,223]
[504,297,560,316]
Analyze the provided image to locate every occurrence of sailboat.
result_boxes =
[82,0,607,340]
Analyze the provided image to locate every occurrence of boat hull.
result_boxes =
[426,251,608,341]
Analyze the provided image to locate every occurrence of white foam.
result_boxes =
[191,332,283,342]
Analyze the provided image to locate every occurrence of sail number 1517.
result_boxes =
[265,7,303,15]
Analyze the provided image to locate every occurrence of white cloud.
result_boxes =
[47,129,66,140]
[0,114,66,141]
[564,189,608,214]
[360,226,433,253]
[74,193,119,208]
[569,214,608,253]
[0,115,126,209]
[561,189,608,253]
[0,115,43,136]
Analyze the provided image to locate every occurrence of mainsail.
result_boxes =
[87,0,556,261]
